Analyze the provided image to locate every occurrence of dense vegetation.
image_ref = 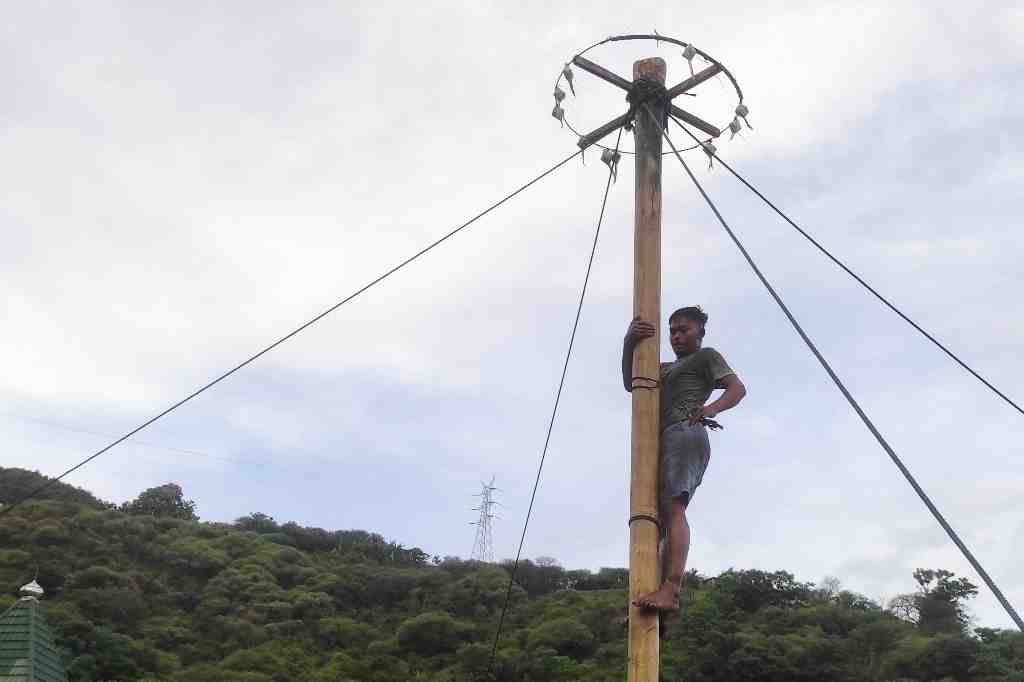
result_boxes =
[1,467,1021,681]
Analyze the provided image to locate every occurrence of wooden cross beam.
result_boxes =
[571,54,722,150]
[664,63,724,99]
[573,55,632,91]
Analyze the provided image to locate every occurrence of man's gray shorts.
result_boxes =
[659,420,711,513]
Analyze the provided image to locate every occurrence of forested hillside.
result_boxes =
[1,468,1021,681]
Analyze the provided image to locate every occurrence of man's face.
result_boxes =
[669,317,703,356]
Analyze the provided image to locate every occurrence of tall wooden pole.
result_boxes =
[627,56,665,682]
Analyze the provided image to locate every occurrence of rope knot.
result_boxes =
[627,79,667,107]
[628,80,668,131]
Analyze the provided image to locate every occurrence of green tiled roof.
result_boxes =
[0,598,68,682]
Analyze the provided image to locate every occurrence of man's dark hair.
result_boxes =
[668,306,709,337]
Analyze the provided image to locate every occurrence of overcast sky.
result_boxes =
[3,1,1022,629]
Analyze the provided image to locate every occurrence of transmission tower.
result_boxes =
[469,477,500,563]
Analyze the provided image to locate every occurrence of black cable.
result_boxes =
[647,105,1023,632]
[488,131,623,675]
[0,149,584,517]
[668,113,1024,420]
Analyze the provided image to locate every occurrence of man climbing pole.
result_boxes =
[622,305,746,612]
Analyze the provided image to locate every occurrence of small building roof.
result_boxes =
[0,582,68,682]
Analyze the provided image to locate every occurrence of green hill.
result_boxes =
[0,469,1020,681]
[0,467,112,511]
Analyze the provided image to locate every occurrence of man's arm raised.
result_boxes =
[622,316,656,392]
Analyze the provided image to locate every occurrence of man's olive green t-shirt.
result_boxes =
[659,347,735,429]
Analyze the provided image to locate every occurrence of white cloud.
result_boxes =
[3,0,1023,629]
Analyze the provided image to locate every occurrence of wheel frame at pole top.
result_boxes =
[552,33,747,156]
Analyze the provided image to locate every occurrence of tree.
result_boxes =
[912,568,978,634]
[715,569,813,613]
[499,558,566,597]
[234,512,279,534]
[815,575,842,602]
[887,593,919,624]
[570,567,629,591]
[972,628,1024,681]
[834,590,879,611]
[122,483,198,521]
[527,618,595,659]
[0,467,112,509]
[316,617,377,648]
[445,567,524,617]
[396,611,467,655]
[848,619,908,680]
[887,634,980,681]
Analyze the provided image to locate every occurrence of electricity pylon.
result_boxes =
[469,477,500,563]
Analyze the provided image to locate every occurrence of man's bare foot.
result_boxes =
[632,581,680,612]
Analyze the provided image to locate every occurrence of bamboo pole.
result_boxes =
[627,56,665,682]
